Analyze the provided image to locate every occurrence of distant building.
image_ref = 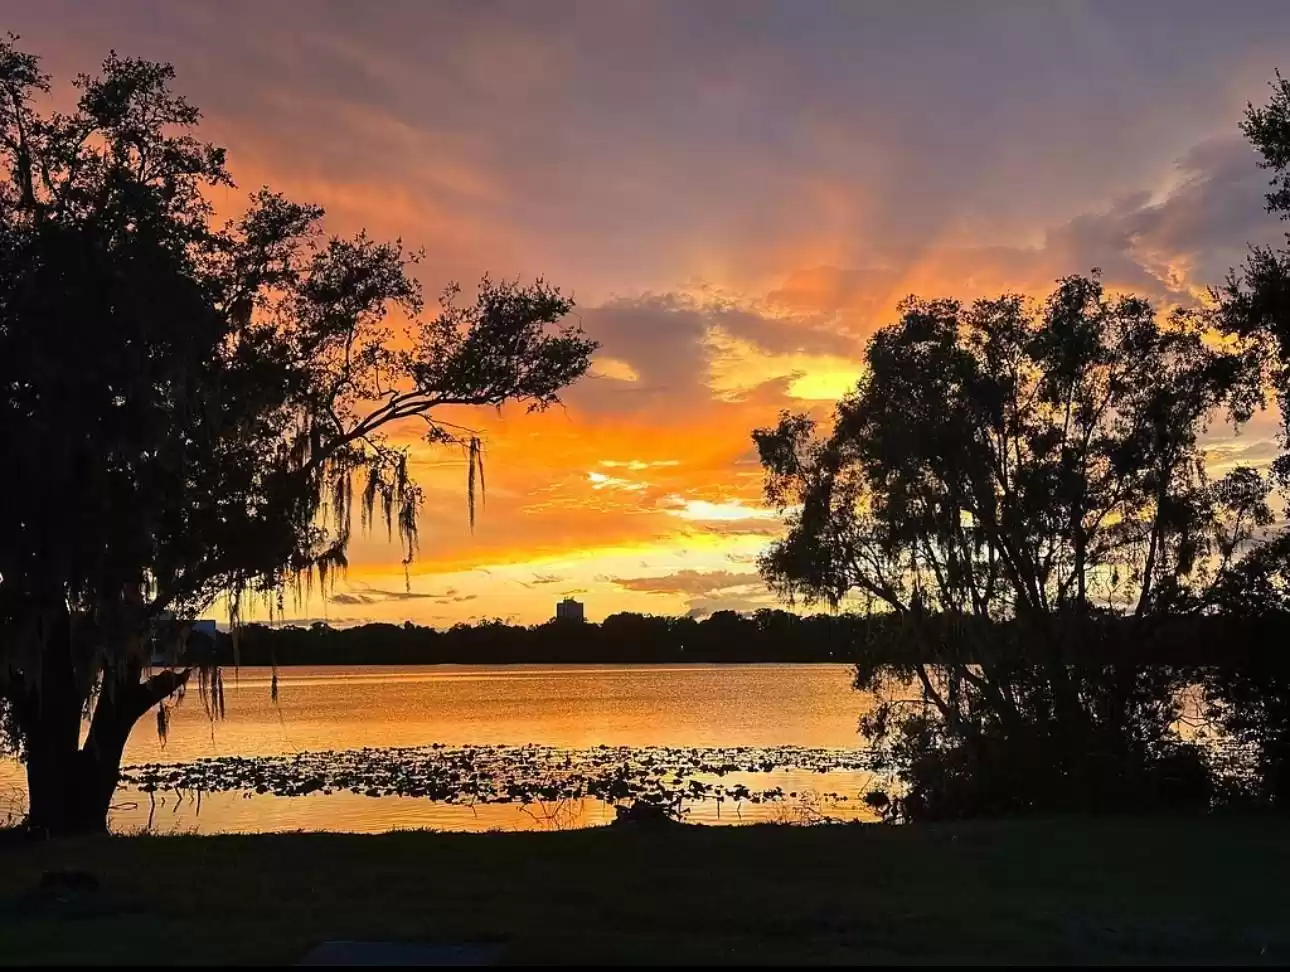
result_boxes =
[555,598,585,622]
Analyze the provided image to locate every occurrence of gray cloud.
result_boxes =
[328,592,373,605]
[567,294,860,420]
[15,4,1288,326]
[13,1,1290,305]
[433,593,478,605]
[689,522,781,538]
[514,572,568,589]
[685,591,777,618]
[765,134,1280,335]
[268,616,375,629]
[329,587,444,605]
[612,569,764,598]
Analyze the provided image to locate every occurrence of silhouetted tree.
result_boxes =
[0,40,595,835]
[1200,71,1290,808]
[1219,71,1290,409]
[755,274,1266,818]
[1211,73,1290,596]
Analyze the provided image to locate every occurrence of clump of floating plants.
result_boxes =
[121,744,875,811]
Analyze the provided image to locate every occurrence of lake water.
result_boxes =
[0,664,880,833]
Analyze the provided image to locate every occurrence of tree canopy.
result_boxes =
[757,274,1266,623]
[1218,71,1290,493]
[755,274,1276,820]
[0,39,595,834]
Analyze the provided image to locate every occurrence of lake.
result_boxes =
[0,663,880,833]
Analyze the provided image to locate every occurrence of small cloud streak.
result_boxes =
[588,471,648,491]
[611,568,763,597]
[330,586,441,605]
[600,459,680,470]
[590,357,641,382]
[662,497,778,521]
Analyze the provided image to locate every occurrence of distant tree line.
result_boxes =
[212,610,1290,668]
[220,610,858,666]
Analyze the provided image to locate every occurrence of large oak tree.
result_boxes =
[0,41,595,835]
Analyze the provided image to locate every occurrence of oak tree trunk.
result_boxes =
[17,632,190,838]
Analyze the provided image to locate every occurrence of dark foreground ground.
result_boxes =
[2,817,1288,965]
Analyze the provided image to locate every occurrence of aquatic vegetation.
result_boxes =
[120,744,874,814]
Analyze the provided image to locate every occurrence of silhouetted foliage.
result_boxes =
[0,40,594,835]
[206,610,1290,668]
[756,273,1274,820]
[1198,71,1290,810]
[207,610,860,666]
[1216,72,1290,493]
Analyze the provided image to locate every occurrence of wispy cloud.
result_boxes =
[588,471,648,492]
[611,569,763,597]
[330,586,444,605]
[599,459,680,470]
[662,497,778,522]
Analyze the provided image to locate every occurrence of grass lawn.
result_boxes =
[1,816,1288,964]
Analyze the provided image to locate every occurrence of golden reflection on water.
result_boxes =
[0,664,879,833]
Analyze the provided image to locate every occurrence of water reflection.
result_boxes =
[0,664,876,833]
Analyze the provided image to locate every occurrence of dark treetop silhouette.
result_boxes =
[1201,72,1290,811]
[213,610,1288,668]
[212,610,857,666]
[754,271,1290,819]
[0,40,595,835]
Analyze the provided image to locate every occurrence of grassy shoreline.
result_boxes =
[2,817,1288,964]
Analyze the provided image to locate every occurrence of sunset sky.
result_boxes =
[11,0,1290,625]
